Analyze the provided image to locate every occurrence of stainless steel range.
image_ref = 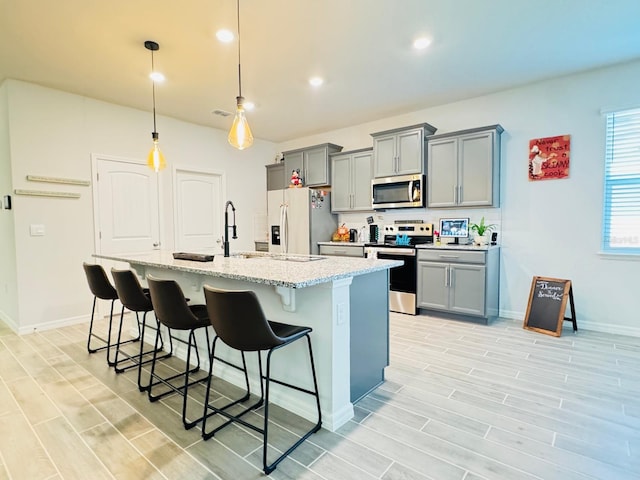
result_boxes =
[365,222,433,315]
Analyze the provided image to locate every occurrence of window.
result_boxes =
[602,107,640,254]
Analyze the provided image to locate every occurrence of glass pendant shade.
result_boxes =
[147,133,166,172]
[228,96,253,150]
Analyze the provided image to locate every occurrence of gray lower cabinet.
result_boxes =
[319,243,365,257]
[371,123,437,178]
[427,124,503,207]
[330,148,373,212]
[283,143,343,187]
[417,248,499,323]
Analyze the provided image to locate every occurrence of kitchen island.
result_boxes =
[94,250,401,431]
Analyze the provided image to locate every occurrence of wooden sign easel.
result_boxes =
[523,276,577,337]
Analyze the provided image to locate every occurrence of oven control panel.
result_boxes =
[382,223,433,236]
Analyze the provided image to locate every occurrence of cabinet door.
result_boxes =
[351,151,373,211]
[284,151,304,187]
[458,131,494,206]
[449,264,486,316]
[373,135,397,177]
[304,147,329,186]
[417,261,449,311]
[427,138,458,207]
[331,154,352,212]
[396,129,423,175]
[266,163,285,191]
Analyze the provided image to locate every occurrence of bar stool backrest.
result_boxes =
[146,275,198,330]
[111,269,152,312]
[83,262,118,300]
[203,286,283,352]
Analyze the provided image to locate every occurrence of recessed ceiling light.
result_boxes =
[149,72,165,82]
[212,109,232,117]
[309,77,324,87]
[216,29,234,43]
[413,37,431,50]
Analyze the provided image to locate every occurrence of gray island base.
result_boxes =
[94,250,401,432]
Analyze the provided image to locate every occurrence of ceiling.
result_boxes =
[2,0,640,144]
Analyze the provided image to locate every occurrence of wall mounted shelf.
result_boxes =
[14,189,81,199]
[26,175,90,186]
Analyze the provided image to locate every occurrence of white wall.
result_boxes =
[3,79,275,333]
[276,60,640,336]
[0,83,19,328]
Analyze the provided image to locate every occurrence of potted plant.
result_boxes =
[470,217,496,245]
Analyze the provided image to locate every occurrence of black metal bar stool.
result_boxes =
[111,268,172,391]
[201,286,322,475]
[145,274,214,430]
[82,262,140,365]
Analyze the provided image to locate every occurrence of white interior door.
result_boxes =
[174,168,224,252]
[93,155,161,255]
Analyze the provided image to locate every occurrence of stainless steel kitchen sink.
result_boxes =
[270,255,326,262]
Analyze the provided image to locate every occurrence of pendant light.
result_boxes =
[228,0,253,150]
[145,40,166,172]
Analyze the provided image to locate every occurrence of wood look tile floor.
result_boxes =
[1,313,640,479]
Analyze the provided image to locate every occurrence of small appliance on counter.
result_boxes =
[369,224,379,243]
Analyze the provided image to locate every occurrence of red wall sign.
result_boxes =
[528,135,570,181]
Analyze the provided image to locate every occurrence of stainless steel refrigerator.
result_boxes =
[267,188,337,255]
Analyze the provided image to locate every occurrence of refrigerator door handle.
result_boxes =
[282,203,289,253]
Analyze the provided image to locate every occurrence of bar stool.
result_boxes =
[201,286,322,475]
[145,274,214,430]
[82,262,140,365]
[111,268,172,391]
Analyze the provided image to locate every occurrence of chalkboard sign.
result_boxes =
[523,276,576,337]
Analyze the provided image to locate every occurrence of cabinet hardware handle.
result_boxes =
[458,185,462,203]
[453,185,457,203]
[439,255,459,259]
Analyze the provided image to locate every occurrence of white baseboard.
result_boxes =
[0,309,19,332]
[498,309,640,338]
[18,314,91,335]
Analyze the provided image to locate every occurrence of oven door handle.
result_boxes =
[373,248,415,256]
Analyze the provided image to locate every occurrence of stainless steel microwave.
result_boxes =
[371,174,425,209]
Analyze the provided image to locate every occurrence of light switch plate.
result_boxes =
[30,224,45,236]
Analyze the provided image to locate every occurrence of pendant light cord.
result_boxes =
[151,49,157,133]
[237,0,242,98]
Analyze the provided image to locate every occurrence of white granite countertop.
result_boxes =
[416,243,500,251]
[95,250,401,288]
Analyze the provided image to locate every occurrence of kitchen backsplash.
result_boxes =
[337,209,502,243]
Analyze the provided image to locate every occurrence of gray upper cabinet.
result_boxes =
[266,163,286,191]
[283,143,343,187]
[371,123,437,178]
[427,124,503,208]
[331,148,373,212]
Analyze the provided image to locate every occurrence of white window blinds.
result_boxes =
[603,107,640,253]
